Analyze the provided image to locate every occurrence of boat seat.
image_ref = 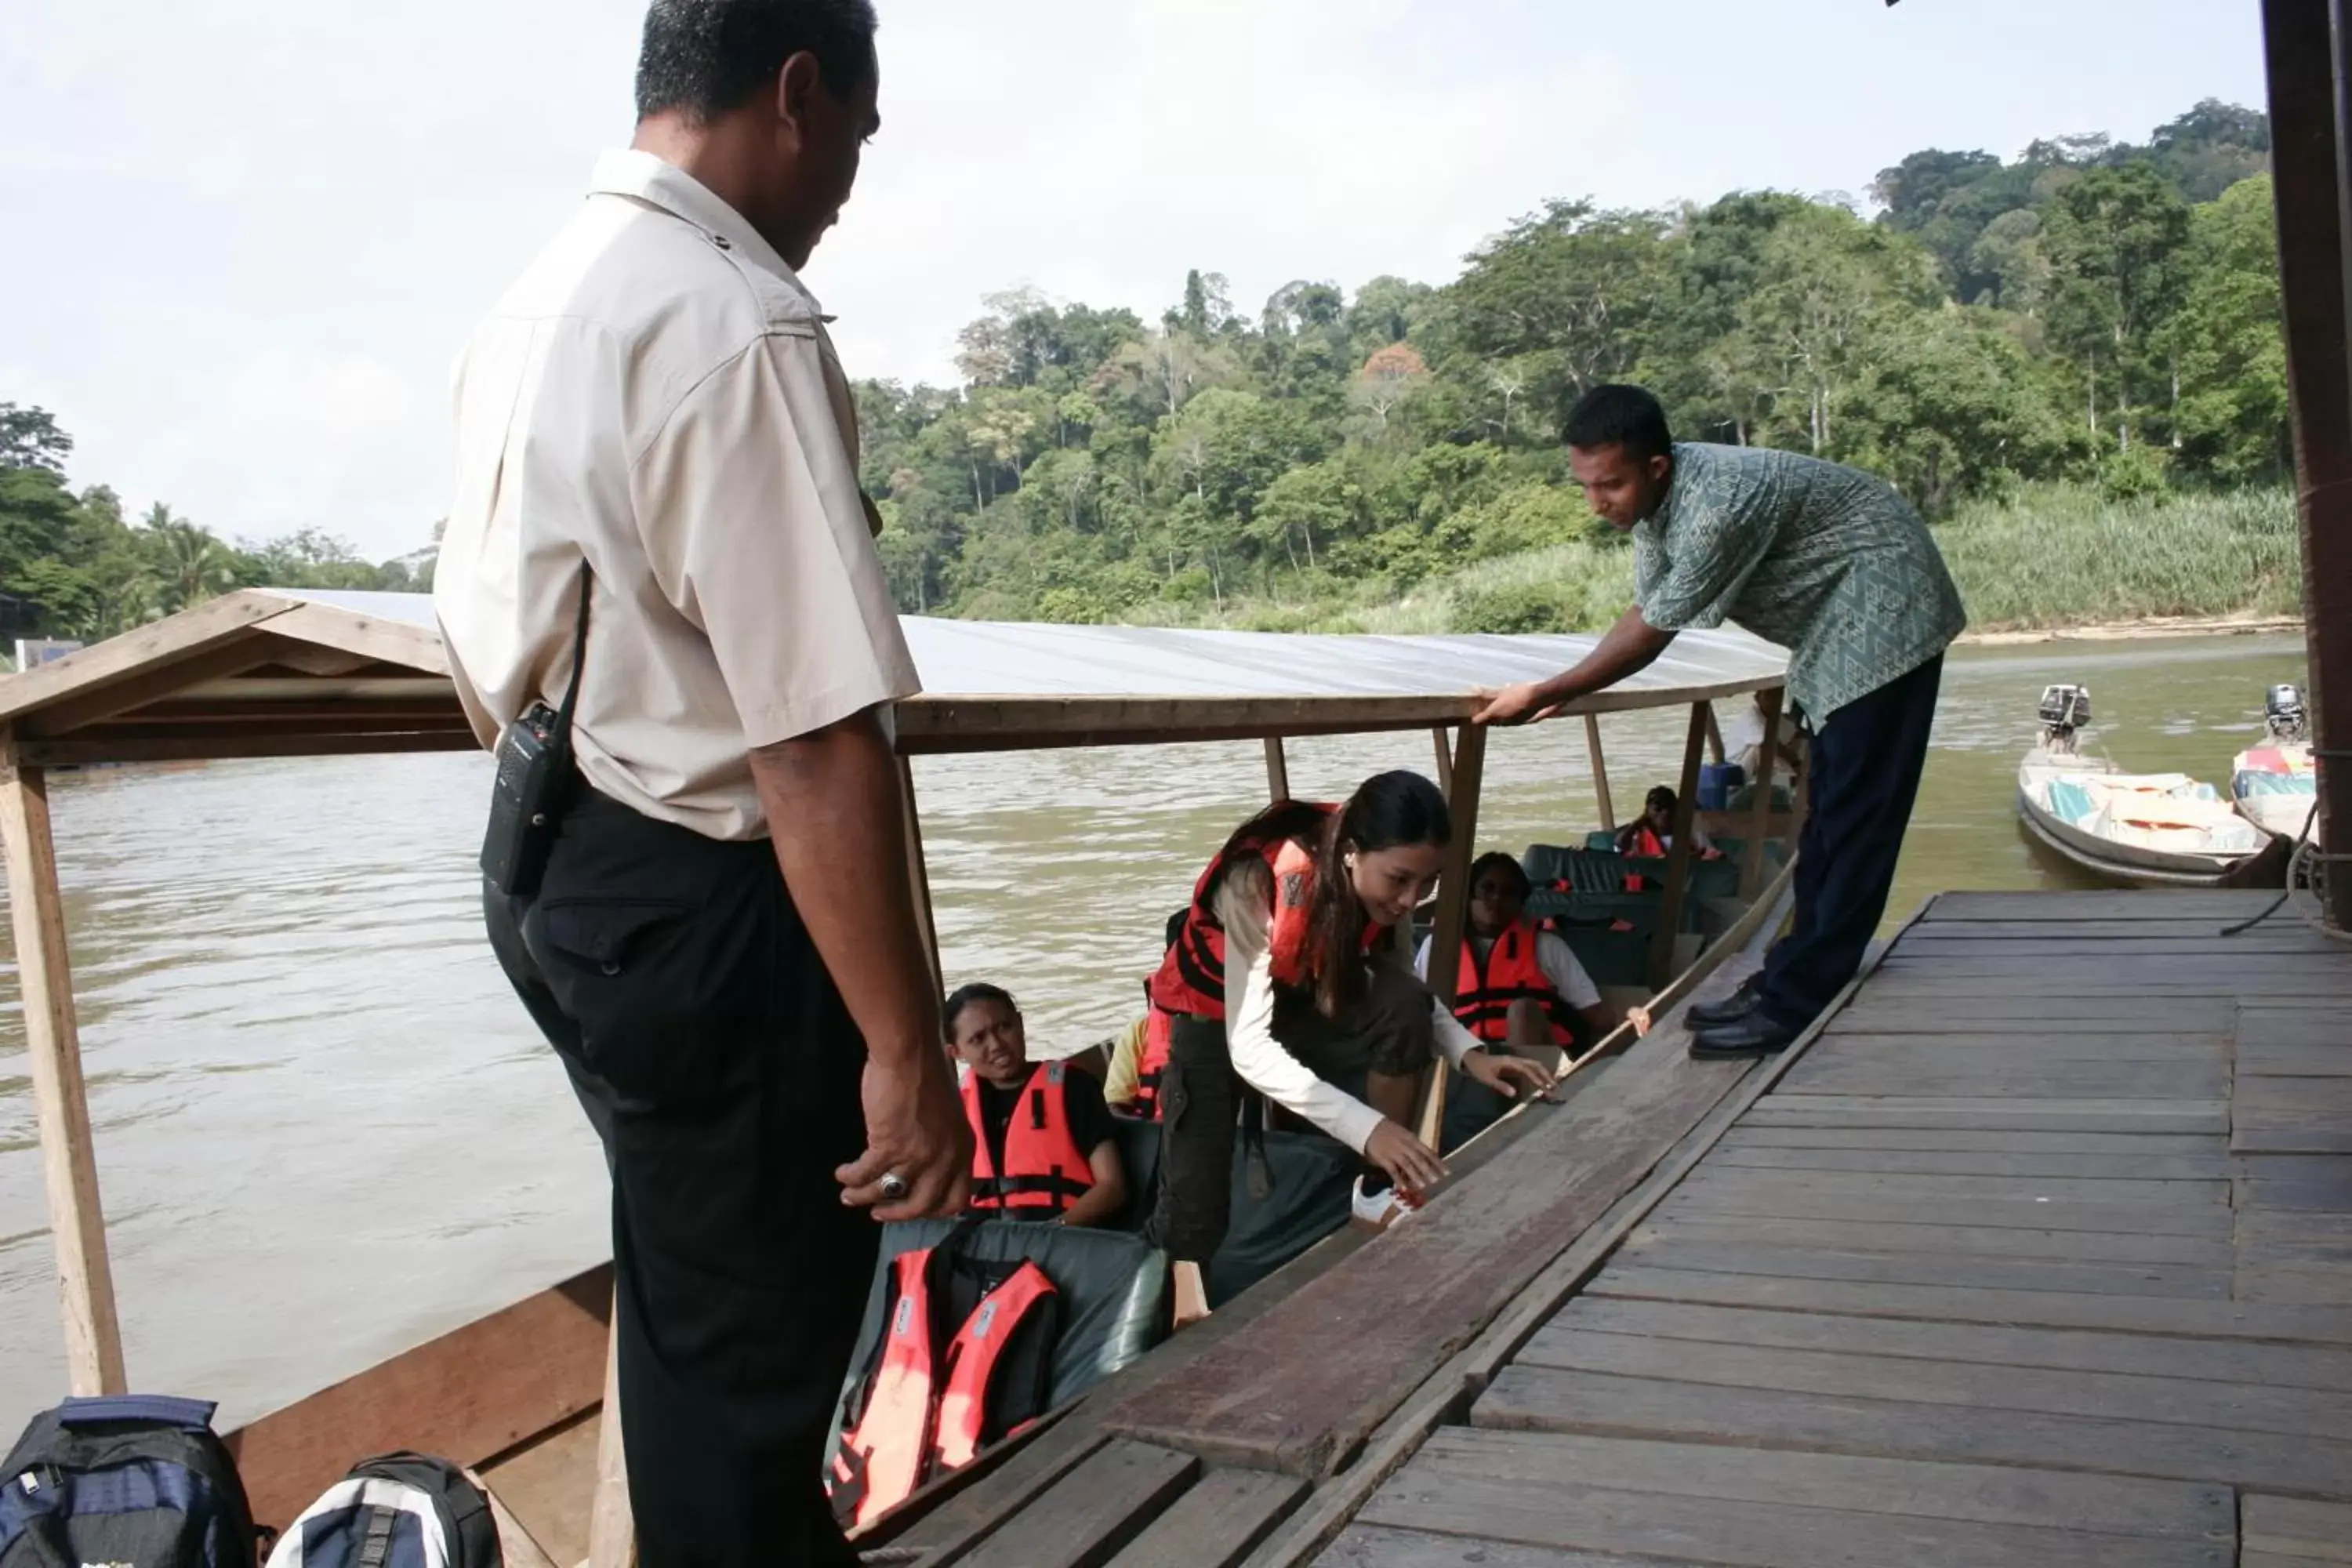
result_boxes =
[834,1217,1171,1421]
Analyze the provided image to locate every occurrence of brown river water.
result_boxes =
[0,631,2309,1430]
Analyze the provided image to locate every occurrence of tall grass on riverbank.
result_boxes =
[1931,485,2300,629]
[1171,482,2300,637]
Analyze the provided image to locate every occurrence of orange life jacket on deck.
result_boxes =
[1128,1007,1174,1121]
[1454,919,1575,1046]
[827,1247,1059,1529]
[1152,804,1376,1018]
[964,1063,1094,1216]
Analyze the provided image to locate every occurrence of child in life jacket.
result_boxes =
[1617,785,1719,860]
[1148,771,1555,1258]
[1105,909,1189,1120]
[948,983,1129,1228]
[1413,851,1618,1054]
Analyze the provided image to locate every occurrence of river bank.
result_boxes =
[1958,612,2305,645]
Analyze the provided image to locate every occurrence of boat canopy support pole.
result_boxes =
[898,756,943,995]
[1431,729,1453,795]
[1264,737,1290,802]
[2265,0,2352,931]
[1648,705,1711,991]
[0,740,126,1395]
[1584,715,1615,833]
[1417,723,1486,1146]
[1740,688,1786,902]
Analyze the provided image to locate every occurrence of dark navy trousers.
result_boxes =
[1758,653,1944,1030]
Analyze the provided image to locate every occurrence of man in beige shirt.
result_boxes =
[434,4,967,1563]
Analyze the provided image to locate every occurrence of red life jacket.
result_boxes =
[1453,919,1574,1045]
[1151,805,1370,1017]
[1128,1007,1174,1121]
[827,1247,1059,1529]
[964,1062,1094,1215]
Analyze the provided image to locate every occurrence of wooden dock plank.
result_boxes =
[1808,1034,2229,1063]
[2238,1010,2352,1047]
[1722,1126,2227,1156]
[1314,1526,1662,1567]
[1099,966,1762,1477]
[1829,996,2234,1028]
[1679,1165,2224,1205]
[1392,1427,2234,1539]
[1103,1468,1305,1568]
[2241,1496,2352,1562]
[956,1440,1200,1568]
[1635,1213,2234,1268]
[1472,1366,2352,1498]
[1741,1096,2229,1134]
[2236,1155,2352,1211]
[1546,1297,2352,1392]
[1778,1058,2230,1099]
[1616,1233,2231,1299]
[2243,1043,2352,1077]
[1356,1441,2230,1568]
[1921,891,2281,920]
[2238,1080,2352,1153]
[1670,1174,2234,1234]
[1708,1145,2235,1180]
[1584,1265,2352,1344]
[1506,1330,2352,1437]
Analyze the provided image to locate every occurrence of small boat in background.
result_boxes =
[2016,684,2288,890]
[2234,682,2318,844]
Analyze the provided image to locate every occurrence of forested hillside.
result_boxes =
[0,100,2281,648]
[855,100,2282,630]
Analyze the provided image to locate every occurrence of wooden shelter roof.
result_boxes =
[0,588,1788,768]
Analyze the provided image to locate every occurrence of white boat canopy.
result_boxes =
[0,588,1788,765]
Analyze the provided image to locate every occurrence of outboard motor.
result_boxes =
[2038,684,2091,754]
[2265,683,2309,742]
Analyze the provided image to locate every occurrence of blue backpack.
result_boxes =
[0,1395,258,1568]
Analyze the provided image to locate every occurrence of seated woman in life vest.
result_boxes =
[1149,771,1555,1257]
[1413,851,1618,1057]
[948,983,1129,1228]
[1616,785,1719,861]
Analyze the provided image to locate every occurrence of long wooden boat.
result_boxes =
[0,588,1792,1563]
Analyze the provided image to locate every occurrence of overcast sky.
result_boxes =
[2,0,2268,562]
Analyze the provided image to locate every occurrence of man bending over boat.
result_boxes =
[1475,384,1965,1057]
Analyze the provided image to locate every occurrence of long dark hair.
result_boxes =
[1212,769,1450,1018]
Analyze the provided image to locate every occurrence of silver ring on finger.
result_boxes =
[878,1171,909,1202]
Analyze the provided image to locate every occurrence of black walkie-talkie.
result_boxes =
[481,569,592,898]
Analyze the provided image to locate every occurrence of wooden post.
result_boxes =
[1702,705,1726,765]
[1583,714,1616,833]
[1262,737,1290,803]
[1647,704,1710,991]
[1417,724,1486,1147]
[586,1299,633,1568]
[1430,729,1453,795]
[897,756,942,996]
[2263,0,2352,931]
[1739,688,1785,901]
[0,747,126,1396]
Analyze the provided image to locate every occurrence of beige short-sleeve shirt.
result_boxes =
[434,150,919,841]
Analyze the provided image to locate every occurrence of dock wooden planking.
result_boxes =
[1255,889,2352,1568]
[1103,1468,1306,1568]
[953,1440,1200,1568]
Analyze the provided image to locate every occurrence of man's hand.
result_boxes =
[1472,681,1559,728]
[1462,1050,1556,1102]
[836,1049,971,1221]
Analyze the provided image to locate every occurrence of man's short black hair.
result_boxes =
[635,0,879,122]
[1563,383,1674,463]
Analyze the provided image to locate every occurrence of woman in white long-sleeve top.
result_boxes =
[1144,771,1554,1268]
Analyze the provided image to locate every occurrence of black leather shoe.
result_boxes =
[1689,1011,1799,1058]
[1687,985,1762,1029]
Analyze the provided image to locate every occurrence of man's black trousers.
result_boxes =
[1757,653,1944,1031]
[485,789,873,1568]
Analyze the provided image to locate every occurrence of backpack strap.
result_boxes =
[55,1396,217,1432]
[357,1503,399,1568]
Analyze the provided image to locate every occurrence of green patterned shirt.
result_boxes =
[1632,443,1966,720]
